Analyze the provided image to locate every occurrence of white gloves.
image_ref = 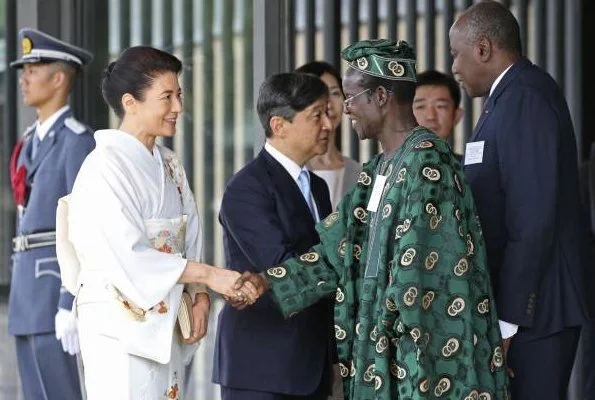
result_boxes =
[54,308,80,355]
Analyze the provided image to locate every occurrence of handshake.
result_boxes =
[207,268,270,309]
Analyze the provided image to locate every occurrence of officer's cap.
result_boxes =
[10,28,93,69]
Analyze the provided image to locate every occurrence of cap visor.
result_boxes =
[9,57,72,69]
[9,59,29,68]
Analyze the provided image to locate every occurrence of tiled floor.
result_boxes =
[0,303,22,400]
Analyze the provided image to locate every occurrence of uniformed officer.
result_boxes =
[8,28,95,400]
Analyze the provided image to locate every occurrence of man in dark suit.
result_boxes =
[8,28,94,399]
[213,73,335,400]
[450,2,591,398]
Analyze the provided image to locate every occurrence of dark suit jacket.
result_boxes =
[213,149,334,395]
[588,142,595,235]
[464,58,591,337]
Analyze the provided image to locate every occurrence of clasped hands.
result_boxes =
[206,268,269,309]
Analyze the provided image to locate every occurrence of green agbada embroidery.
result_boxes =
[266,128,510,399]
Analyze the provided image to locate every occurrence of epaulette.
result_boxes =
[64,117,87,134]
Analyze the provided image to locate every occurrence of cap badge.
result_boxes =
[22,37,33,55]
[356,57,369,70]
[388,61,405,77]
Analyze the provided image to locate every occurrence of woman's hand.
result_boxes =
[183,292,210,345]
[203,265,247,299]
[180,261,240,299]
[224,271,269,309]
[179,261,259,303]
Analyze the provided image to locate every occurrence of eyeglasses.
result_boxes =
[343,88,371,108]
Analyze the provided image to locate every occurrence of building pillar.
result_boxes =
[252,0,291,152]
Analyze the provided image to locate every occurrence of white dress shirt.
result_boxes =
[489,64,513,97]
[36,105,70,141]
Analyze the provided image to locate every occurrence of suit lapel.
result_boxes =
[469,58,532,143]
[469,97,493,142]
[310,172,331,219]
[260,149,316,223]
[19,127,36,184]
[26,110,72,181]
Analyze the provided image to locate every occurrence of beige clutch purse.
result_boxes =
[177,291,194,340]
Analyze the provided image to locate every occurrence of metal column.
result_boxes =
[253,0,291,150]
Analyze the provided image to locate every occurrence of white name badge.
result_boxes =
[465,141,485,165]
[366,175,388,213]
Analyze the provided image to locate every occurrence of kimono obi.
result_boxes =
[76,215,190,364]
[107,215,188,319]
[145,215,187,256]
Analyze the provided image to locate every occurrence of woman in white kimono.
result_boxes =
[67,46,242,400]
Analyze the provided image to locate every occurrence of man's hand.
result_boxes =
[503,337,515,378]
[54,308,79,355]
[184,292,210,345]
[224,271,269,309]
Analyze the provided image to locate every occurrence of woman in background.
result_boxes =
[296,61,362,210]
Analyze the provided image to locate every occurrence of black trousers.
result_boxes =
[508,326,581,399]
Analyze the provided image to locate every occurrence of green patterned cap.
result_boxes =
[341,39,416,82]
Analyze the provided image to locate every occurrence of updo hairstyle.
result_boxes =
[101,46,182,118]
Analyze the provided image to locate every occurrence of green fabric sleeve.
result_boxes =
[265,191,358,318]
[266,242,339,318]
[381,145,507,394]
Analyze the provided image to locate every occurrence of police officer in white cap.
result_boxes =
[8,28,95,400]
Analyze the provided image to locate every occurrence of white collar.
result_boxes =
[489,64,514,97]
[36,105,70,141]
[94,129,157,161]
[264,142,309,183]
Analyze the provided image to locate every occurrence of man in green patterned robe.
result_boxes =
[232,39,510,400]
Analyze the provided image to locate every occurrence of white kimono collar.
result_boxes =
[94,129,159,163]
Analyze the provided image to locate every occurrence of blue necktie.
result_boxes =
[297,170,317,220]
[31,133,41,159]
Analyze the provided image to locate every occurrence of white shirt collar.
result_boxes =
[36,105,70,141]
[489,64,514,97]
[264,142,308,183]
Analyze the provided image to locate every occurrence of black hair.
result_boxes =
[295,61,344,97]
[416,70,462,107]
[101,46,182,119]
[47,61,78,91]
[257,72,329,138]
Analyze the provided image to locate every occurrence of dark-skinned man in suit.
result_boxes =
[450,1,592,398]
